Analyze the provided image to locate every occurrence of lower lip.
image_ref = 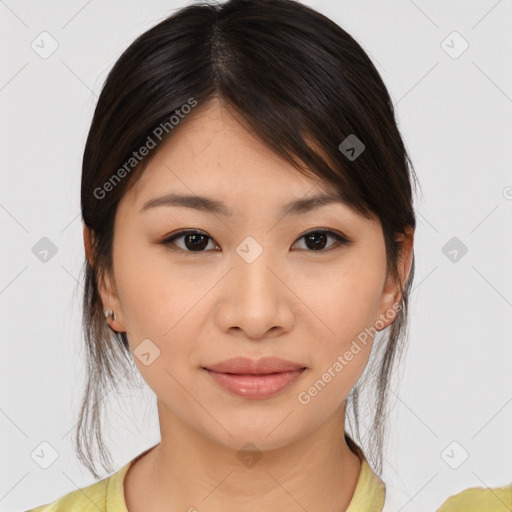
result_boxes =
[204,368,306,399]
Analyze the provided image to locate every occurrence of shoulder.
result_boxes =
[24,474,111,512]
[25,448,152,512]
[435,483,512,512]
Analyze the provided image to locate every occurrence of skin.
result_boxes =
[84,97,414,512]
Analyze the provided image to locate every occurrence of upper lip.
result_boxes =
[203,357,306,374]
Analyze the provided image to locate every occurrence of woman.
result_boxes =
[27,0,418,510]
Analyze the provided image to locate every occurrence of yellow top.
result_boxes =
[25,445,512,512]
[435,483,512,512]
[26,449,386,512]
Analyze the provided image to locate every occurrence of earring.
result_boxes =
[104,310,117,323]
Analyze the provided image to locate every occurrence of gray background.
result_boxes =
[1,1,511,511]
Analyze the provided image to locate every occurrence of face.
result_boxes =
[87,98,412,452]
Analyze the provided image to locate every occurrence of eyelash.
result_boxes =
[160,228,352,255]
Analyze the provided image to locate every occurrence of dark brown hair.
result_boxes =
[78,0,418,479]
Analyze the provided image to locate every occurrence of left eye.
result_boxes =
[160,229,350,253]
[293,229,350,251]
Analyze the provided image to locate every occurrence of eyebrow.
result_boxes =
[139,192,348,217]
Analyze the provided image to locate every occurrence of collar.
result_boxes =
[107,447,386,511]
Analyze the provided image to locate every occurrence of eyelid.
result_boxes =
[300,227,351,242]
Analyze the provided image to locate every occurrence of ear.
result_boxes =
[376,225,414,331]
[83,223,126,332]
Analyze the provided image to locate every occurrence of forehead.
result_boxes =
[125,99,335,208]
[116,98,376,230]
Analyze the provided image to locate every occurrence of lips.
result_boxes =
[202,357,307,399]
[203,356,306,374]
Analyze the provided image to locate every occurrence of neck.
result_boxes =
[125,399,362,512]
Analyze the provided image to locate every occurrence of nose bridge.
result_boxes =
[234,234,281,300]
[215,233,294,336]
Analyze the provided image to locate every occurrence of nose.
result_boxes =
[215,248,295,340]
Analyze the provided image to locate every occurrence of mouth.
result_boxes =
[202,367,307,399]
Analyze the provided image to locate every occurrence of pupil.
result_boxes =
[307,233,326,250]
[186,234,208,251]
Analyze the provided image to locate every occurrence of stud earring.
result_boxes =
[104,310,117,323]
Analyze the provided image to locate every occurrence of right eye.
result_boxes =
[160,230,220,253]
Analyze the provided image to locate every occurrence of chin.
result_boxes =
[198,414,306,453]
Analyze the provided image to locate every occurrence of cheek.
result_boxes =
[112,235,224,386]
[301,261,385,346]
[296,271,380,410]
[113,231,198,333]
[115,257,200,405]
[110,240,192,371]
[297,253,386,391]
